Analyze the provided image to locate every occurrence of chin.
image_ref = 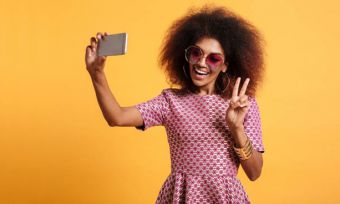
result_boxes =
[189,71,211,86]
[191,78,205,87]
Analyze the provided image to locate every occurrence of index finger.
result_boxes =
[96,32,104,40]
[232,77,241,97]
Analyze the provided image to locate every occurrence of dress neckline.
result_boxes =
[184,89,220,98]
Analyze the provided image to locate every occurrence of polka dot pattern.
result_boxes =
[135,88,264,203]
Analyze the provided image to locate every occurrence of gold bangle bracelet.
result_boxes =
[233,137,253,160]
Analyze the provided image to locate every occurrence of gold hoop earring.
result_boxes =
[182,65,190,79]
[216,72,230,93]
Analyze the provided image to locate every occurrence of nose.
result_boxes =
[197,55,208,67]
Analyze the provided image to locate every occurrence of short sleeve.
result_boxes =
[134,89,170,131]
[243,97,265,153]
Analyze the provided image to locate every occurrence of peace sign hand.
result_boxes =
[226,77,251,131]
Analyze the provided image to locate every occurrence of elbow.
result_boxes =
[248,173,261,181]
[248,153,263,181]
[106,115,121,127]
[107,119,118,127]
[108,122,116,127]
[248,168,262,181]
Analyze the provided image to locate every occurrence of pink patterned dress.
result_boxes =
[135,88,264,204]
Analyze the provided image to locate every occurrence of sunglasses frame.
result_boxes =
[184,45,226,69]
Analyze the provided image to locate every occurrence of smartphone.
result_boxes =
[97,33,128,56]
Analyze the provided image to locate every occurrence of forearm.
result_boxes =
[90,71,122,126]
[231,127,263,181]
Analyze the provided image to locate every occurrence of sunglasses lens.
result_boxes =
[186,47,202,64]
[207,54,223,68]
[185,46,224,69]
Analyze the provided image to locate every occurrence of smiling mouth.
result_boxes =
[193,66,210,75]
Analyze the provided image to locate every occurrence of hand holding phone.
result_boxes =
[97,33,128,56]
[85,32,107,75]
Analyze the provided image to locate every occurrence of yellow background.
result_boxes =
[1,0,339,203]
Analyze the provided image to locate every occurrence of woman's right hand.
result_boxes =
[85,32,108,76]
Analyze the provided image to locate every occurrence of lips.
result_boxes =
[191,68,210,81]
[193,66,210,75]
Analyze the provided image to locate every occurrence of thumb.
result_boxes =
[229,100,241,109]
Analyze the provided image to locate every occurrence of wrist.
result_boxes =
[230,125,245,136]
[230,126,247,148]
[233,136,253,160]
[89,70,106,81]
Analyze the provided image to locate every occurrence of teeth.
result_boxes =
[194,68,209,75]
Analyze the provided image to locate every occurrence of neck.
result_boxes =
[195,87,216,96]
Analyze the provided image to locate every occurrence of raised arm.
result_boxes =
[225,77,264,181]
[85,32,143,127]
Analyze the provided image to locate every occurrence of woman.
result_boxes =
[85,5,265,204]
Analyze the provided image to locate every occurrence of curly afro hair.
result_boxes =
[159,5,265,98]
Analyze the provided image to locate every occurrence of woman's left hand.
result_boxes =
[226,77,250,131]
